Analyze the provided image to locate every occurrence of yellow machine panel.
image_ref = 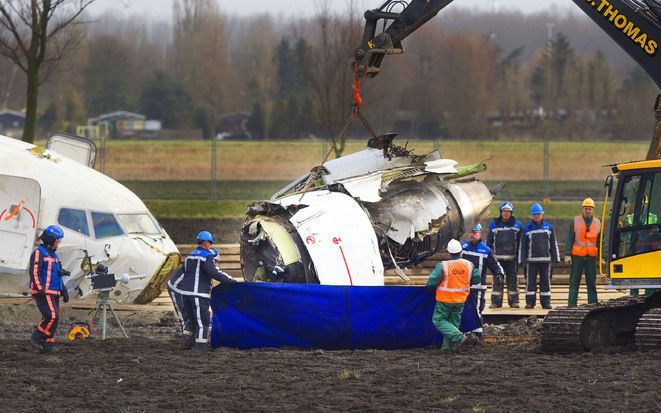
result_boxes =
[616,160,661,172]
[610,250,661,279]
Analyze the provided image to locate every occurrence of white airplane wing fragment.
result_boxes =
[424,159,458,174]
[339,172,383,203]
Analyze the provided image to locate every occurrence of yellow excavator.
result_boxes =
[353,0,661,351]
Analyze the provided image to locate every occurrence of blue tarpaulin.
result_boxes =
[210,283,480,350]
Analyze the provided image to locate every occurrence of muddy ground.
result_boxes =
[1,301,660,413]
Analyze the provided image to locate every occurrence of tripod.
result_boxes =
[91,288,129,340]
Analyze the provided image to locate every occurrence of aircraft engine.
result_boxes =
[240,139,493,285]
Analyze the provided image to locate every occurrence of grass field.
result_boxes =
[123,179,606,201]
[144,198,605,220]
[84,139,631,220]
[98,139,648,181]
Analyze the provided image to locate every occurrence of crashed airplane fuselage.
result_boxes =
[0,134,180,303]
[240,138,492,285]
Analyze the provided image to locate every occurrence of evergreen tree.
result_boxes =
[138,71,194,129]
[247,102,265,139]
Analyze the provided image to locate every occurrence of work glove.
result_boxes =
[61,287,69,303]
[564,256,572,264]
[59,268,71,277]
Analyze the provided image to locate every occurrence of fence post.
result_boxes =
[210,137,218,200]
[543,138,550,202]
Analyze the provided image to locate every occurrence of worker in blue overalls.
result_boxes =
[29,225,70,353]
[462,224,504,338]
[167,231,236,351]
[519,204,560,309]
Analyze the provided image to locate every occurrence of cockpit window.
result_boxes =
[117,213,161,235]
[57,208,90,236]
[91,212,124,239]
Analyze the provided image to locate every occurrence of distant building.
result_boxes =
[87,110,162,139]
[216,112,251,139]
[0,110,25,138]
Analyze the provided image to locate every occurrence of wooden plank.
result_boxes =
[178,244,240,255]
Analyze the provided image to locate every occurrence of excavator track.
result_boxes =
[636,308,661,350]
[541,297,648,353]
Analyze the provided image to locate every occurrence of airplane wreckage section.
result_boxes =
[240,137,493,286]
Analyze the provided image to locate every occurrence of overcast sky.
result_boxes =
[90,0,577,20]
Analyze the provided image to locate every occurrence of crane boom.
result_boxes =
[353,0,661,159]
[573,0,660,90]
[354,0,661,89]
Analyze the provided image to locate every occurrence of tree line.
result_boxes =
[0,0,658,153]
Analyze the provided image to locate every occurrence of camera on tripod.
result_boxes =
[87,263,116,292]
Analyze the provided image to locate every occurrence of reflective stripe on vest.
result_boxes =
[572,216,601,257]
[436,259,473,304]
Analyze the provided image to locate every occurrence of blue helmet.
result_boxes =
[499,201,514,212]
[40,225,64,246]
[530,203,544,215]
[196,230,214,243]
[471,223,483,232]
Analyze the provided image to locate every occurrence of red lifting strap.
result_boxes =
[352,64,362,112]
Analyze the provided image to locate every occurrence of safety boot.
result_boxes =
[42,343,53,354]
[181,331,194,350]
[451,335,468,352]
[29,338,44,353]
[194,342,208,352]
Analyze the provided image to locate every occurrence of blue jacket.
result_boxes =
[519,220,560,264]
[167,247,234,298]
[461,240,504,290]
[29,245,64,295]
[487,217,522,261]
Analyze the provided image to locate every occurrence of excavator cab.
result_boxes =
[607,161,661,287]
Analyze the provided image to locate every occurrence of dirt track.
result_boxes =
[2,301,661,413]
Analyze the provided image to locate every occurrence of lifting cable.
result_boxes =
[302,64,380,199]
[326,64,379,165]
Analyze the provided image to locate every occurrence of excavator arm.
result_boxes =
[354,0,661,159]
[354,0,455,78]
[355,0,660,86]
[571,0,661,90]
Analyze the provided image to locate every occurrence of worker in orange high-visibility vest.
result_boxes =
[565,198,601,307]
[426,239,481,352]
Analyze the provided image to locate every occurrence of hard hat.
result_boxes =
[471,224,483,232]
[43,225,64,239]
[196,231,214,243]
[499,201,514,212]
[447,239,462,254]
[40,225,64,245]
[582,198,595,208]
[530,203,544,215]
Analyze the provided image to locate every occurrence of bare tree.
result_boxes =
[0,0,95,143]
[172,0,229,137]
[310,0,362,158]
